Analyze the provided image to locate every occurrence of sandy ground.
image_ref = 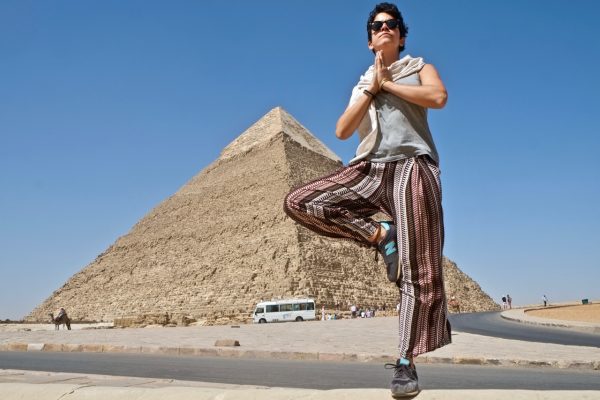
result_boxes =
[0,323,113,333]
[525,303,600,323]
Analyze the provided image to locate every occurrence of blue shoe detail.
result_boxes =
[385,241,397,255]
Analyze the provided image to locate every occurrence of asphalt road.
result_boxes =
[1,352,599,390]
[448,311,600,347]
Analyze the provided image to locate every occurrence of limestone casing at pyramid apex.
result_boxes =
[219,106,342,163]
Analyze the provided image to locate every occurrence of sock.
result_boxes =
[379,222,390,243]
[398,358,410,366]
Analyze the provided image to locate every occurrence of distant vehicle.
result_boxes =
[253,298,316,323]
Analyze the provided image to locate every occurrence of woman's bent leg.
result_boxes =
[283,161,384,246]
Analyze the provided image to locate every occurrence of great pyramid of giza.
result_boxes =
[27,107,498,324]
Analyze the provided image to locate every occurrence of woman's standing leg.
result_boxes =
[393,156,451,359]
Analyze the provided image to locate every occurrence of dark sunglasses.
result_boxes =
[369,19,400,32]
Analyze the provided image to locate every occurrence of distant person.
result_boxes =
[506,294,512,309]
[56,307,66,319]
[350,304,357,319]
[543,295,548,307]
[501,296,507,310]
[321,305,326,321]
[283,3,450,397]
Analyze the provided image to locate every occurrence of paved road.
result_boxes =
[449,312,600,347]
[1,352,600,390]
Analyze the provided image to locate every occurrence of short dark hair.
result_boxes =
[367,2,409,53]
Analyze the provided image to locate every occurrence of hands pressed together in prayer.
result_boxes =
[368,50,393,95]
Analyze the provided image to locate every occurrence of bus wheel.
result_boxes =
[295,316,303,322]
[259,318,266,324]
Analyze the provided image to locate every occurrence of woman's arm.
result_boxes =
[380,64,448,109]
[335,52,386,140]
[335,91,374,140]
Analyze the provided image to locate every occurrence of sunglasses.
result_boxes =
[369,19,400,32]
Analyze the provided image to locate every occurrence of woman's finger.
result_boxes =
[381,52,387,68]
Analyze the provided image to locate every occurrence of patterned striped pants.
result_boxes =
[284,156,451,358]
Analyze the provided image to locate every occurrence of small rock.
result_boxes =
[214,339,240,347]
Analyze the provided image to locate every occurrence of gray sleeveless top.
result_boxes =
[366,72,439,164]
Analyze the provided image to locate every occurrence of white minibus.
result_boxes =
[253,298,316,323]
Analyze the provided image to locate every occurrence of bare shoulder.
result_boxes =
[419,64,442,79]
[419,64,445,86]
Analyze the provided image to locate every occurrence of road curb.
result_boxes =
[2,341,599,371]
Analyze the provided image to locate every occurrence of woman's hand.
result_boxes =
[370,51,392,93]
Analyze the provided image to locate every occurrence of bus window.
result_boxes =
[280,304,293,312]
[307,302,315,310]
[255,307,264,314]
[299,303,307,310]
[292,304,300,311]
[266,305,279,313]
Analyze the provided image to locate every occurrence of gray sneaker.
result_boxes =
[386,359,420,398]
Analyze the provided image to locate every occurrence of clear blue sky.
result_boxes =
[1,1,599,320]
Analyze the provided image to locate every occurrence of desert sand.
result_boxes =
[526,302,600,323]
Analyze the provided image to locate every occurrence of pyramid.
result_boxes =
[27,107,498,324]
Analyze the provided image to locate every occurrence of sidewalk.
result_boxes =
[1,369,600,399]
[1,313,599,399]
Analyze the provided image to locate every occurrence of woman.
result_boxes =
[284,3,451,397]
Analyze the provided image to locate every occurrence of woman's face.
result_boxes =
[368,12,405,53]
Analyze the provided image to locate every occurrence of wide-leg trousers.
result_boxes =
[284,155,451,358]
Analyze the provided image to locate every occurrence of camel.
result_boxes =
[448,296,461,313]
[49,312,71,330]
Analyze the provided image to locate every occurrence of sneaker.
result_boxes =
[385,359,420,398]
[377,222,400,282]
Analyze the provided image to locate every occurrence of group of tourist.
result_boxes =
[350,304,382,318]
[320,304,384,320]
